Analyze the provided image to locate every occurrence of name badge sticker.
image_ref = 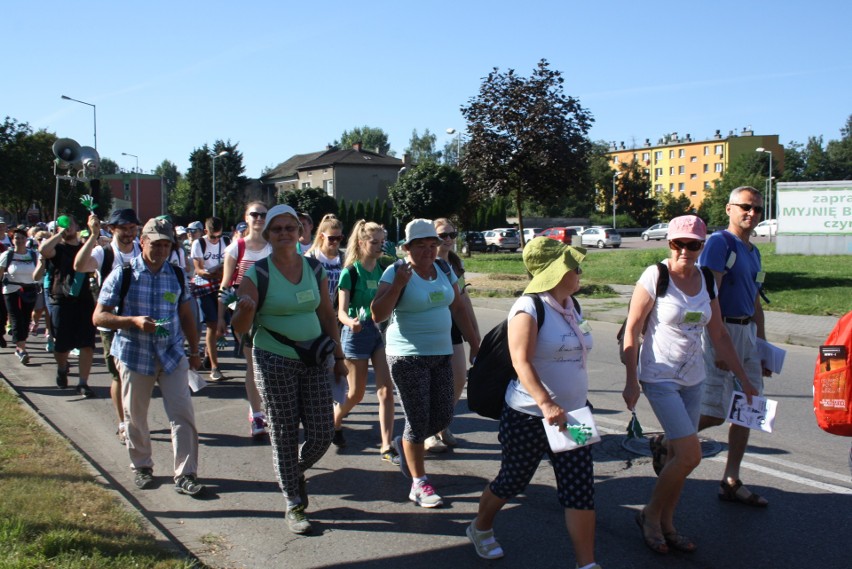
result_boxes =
[578,319,593,334]
[683,311,703,324]
[366,280,378,290]
[163,291,177,304]
[428,291,445,304]
[296,289,316,304]
[755,271,766,284]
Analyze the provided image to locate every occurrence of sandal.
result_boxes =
[635,511,668,554]
[663,531,697,553]
[718,479,769,507]
[649,435,667,476]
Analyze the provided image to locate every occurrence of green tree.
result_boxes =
[658,191,694,221]
[405,128,442,163]
[826,114,852,179]
[98,157,120,175]
[442,138,463,166]
[354,201,366,225]
[335,126,393,156]
[615,160,656,227]
[0,117,58,221]
[168,177,195,223]
[282,187,338,227]
[388,161,468,222]
[154,159,181,195]
[210,140,248,227]
[699,152,771,225]
[460,59,593,239]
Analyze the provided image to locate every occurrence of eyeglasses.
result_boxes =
[730,203,764,215]
[438,231,458,240]
[325,234,344,243]
[669,240,704,252]
[269,225,300,234]
[248,211,267,219]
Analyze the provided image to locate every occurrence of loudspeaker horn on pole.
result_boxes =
[52,138,82,169]
[79,146,100,172]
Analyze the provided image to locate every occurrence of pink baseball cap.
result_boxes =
[667,215,706,241]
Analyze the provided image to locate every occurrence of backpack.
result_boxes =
[2,248,37,270]
[115,263,185,316]
[101,243,140,283]
[813,310,852,436]
[467,294,581,420]
[228,238,247,287]
[390,258,453,307]
[717,230,770,305]
[616,262,716,365]
[198,235,230,256]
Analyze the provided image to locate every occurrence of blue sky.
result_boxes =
[3,1,850,179]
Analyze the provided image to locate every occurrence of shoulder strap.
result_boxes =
[117,263,133,315]
[655,262,670,298]
[700,266,716,300]
[343,264,358,292]
[254,257,270,315]
[528,293,546,330]
[435,258,453,280]
[172,265,186,301]
[1,250,11,270]
[304,255,323,288]
[719,230,738,270]
[200,238,207,255]
[236,238,246,264]
[101,246,115,282]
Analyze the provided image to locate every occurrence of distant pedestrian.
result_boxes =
[191,216,228,381]
[0,227,39,363]
[305,214,344,303]
[93,217,204,497]
[296,212,313,254]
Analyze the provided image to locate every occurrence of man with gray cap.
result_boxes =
[93,217,204,496]
[75,209,142,444]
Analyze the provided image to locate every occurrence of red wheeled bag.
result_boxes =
[813,310,852,436]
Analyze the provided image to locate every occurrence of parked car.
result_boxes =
[641,222,669,241]
[566,225,588,234]
[752,219,778,237]
[521,227,543,243]
[539,227,578,244]
[580,227,622,248]
[460,231,487,254]
[482,229,520,252]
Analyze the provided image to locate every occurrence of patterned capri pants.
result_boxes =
[489,405,595,510]
[387,354,454,444]
[253,347,333,506]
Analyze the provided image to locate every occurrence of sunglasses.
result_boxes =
[669,240,704,252]
[325,234,344,243]
[730,203,764,215]
[208,233,222,240]
[438,231,458,240]
[248,211,267,219]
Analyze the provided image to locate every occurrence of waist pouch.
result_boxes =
[264,328,336,367]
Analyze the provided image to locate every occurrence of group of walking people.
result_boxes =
[0,185,774,568]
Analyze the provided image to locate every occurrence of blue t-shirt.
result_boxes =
[380,262,458,356]
[698,230,762,317]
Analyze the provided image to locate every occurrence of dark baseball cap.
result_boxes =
[107,209,141,226]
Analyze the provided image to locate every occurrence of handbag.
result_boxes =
[541,406,601,453]
[265,328,336,367]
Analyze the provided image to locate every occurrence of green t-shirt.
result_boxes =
[245,257,327,360]
[337,260,384,320]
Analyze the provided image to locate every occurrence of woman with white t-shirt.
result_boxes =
[467,238,599,569]
[621,215,757,556]
[218,201,272,439]
[305,214,344,303]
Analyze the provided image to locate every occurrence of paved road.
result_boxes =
[1,303,850,569]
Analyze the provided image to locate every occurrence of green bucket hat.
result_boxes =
[523,237,587,294]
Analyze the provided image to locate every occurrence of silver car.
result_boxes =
[483,229,520,252]
[641,223,669,241]
[580,227,622,249]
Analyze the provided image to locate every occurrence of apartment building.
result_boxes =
[607,128,783,209]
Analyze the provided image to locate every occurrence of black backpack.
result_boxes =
[467,294,581,420]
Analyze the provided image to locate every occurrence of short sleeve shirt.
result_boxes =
[380,261,458,356]
[1,250,37,293]
[191,237,227,286]
[224,239,271,286]
[698,230,761,317]
[337,261,384,320]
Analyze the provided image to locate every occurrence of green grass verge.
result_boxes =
[464,244,852,316]
[0,385,203,569]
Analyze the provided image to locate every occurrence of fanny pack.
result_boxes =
[264,328,336,367]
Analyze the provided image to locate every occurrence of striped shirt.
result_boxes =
[98,255,191,375]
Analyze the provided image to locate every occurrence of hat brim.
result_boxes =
[523,247,586,294]
[144,232,174,243]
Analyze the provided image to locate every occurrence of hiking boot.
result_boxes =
[134,467,154,489]
[76,384,96,398]
[467,519,505,560]
[174,474,204,496]
[425,435,448,454]
[56,366,69,388]
[392,436,410,478]
[381,447,401,466]
[250,414,267,439]
[286,504,312,534]
[409,481,443,508]
[332,429,347,448]
[209,368,224,381]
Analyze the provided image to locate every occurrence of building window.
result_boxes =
[690,156,697,162]
[678,183,685,192]
[678,149,685,158]
[654,184,663,193]
[642,152,650,161]
[613,155,619,164]
[301,182,311,189]
[690,191,698,196]
[669,150,675,159]
[690,173,697,179]
[678,165,685,174]
[323,179,333,196]
[715,163,723,173]
[654,151,663,160]
[704,146,710,155]
[669,167,675,175]
[703,164,709,173]
[669,183,675,192]
[715,144,724,155]
[655,167,663,177]
[704,182,711,189]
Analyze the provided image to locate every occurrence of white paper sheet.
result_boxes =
[726,391,778,433]
[757,338,786,374]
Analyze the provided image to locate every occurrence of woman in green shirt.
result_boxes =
[334,220,397,463]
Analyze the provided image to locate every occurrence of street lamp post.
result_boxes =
[60,95,97,150]
[122,152,139,214]
[211,150,229,218]
[612,171,621,229]
[446,128,462,165]
[755,147,773,242]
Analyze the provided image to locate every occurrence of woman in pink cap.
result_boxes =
[621,215,757,555]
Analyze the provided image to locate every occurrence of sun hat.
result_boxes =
[175,225,187,236]
[667,215,707,241]
[523,237,587,294]
[107,208,141,226]
[141,218,175,243]
[262,204,300,240]
[402,218,440,246]
[187,221,204,231]
[236,221,248,232]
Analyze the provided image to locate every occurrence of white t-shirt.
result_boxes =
[1,250,37,294]
[637,261,716,386]
[504,295,593,417]
[91,241,141,283]
[224,238,271,286]
[191,237,227,285]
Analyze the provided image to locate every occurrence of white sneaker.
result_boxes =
[210,368,224,381]
[425,435,448,454]
[409,481,443,508]
[250,413,267,438]
[466,519,505,560]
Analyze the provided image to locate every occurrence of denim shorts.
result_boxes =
[641,380,703,440]
[341,319,384,360]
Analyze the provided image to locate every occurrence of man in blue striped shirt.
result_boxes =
[94,217,205,496]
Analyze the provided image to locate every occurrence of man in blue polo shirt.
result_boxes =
[93,217,204,497]
[697,186,771,507]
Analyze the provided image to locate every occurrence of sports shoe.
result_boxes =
[467,519,505,560]
[250,414,267,439]
[70,348,80,356]
[117,422,127,445]
[286,504,312,534]
[409,481,443,508]
[56,366,69,388]
[174,474,204,496]
[381,447,401,466]
[134,467,154,489]
[77,384,96,398]
[425,435,448,454]
[209,368,224,381]
[332,429,347,448]
[439,428,458,447]
[392,436,410,478]
[16,350,29,365]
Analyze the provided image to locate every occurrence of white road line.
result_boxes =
[706,456,852,494]
[742,453,852,483]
